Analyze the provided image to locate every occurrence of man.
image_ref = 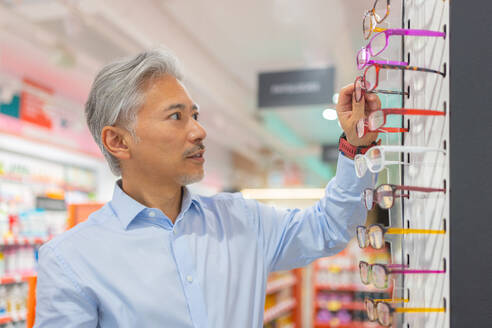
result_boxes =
[35,48,379,327]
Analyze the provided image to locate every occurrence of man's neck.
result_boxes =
[120,177,183,224]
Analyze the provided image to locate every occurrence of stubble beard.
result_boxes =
[177,169,205,186]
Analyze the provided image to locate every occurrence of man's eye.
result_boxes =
[170,113,181,120]
[193,113,199,120]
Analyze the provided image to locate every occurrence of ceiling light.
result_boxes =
[322,108,338,121]
[332,93,339,104]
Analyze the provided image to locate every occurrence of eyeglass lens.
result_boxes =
[374,0,389,23]
[357,226,368,248]
[363,13,374,39]
[364,66,378,91]
[355,155,367,178]
[368,225,385,249]
[376,302,392,326]
[376,184,395,209]
[369,32,388,56]
[359,262,370,284]
[368,110,385,130]
[366,147,383,172]
[365,299,377,321]
[372,264,388,289]
[364,189,374,210]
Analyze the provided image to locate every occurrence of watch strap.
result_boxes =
[338,134,380,158]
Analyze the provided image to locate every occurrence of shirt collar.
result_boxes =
[110,180,202,230]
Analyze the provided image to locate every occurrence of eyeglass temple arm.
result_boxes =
[386,228,446,234]
[387,264,408,268]
[368,59,408,66]
[395,185,446,193]
[374,298,409,303]
[374,145,445,153]
[382,108,446,116]
[395,307,446,313]
[384,160,405,165]
[386,28,446,39]
[379,127,408,133]
[369,89,408,96]
[378,63,446,77]
[390,269,446,274]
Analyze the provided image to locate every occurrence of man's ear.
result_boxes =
[101,126,132,160]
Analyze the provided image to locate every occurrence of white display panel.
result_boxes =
[400,0,449,327]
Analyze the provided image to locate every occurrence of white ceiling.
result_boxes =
[0,0,403,186]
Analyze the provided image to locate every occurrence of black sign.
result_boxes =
[258,67,335,108]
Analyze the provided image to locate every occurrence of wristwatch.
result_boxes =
[338,132,380,159]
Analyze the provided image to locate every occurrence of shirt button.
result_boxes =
[149,212,156,217]
[186,275,193,283]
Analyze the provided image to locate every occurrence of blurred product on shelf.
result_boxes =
[264,270,299,328]
[1,246,36,276]
[0,150,98,327]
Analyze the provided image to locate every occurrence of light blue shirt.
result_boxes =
[35,154,374,328]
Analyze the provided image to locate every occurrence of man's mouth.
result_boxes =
[186,150,205,159]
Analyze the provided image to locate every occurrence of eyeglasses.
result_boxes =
[362,0,390,39]
[356,108,446,138]
[365,298,445,326]
[354,145,445,178]
[359,261,446,289]
[356,223,445,249]
[357,28,446,69]
[358,64,446,100]
[362,183,446,210]
[354,75,408,104]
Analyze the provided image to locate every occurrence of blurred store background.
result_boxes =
[0,1,404,327]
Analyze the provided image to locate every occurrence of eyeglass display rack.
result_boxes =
[355,0,452,327]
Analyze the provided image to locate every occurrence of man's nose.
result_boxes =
[188,119,207,142]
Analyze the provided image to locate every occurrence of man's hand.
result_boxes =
[336,83,381,146]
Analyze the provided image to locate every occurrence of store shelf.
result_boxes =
[263,298,296,324]
[315,284,387,293]
[0,273,36,285]
[1,236,51,246]
[313,321,384,328]
[0,311,27,324]
[266,275,297,294]
[0,173,93,193]
[315,301,366,311]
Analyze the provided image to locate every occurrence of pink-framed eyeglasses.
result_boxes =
[357,28,446,70]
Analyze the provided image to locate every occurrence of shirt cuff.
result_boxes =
[334,153,376,193]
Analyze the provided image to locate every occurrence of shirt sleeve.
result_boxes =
[245,153,376,272]
[34,244,98,328]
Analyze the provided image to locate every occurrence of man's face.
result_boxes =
[126,74,207,186]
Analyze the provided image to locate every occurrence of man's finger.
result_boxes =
[336,83,355,112]
[351,90,366,123]
[365,93,381,113]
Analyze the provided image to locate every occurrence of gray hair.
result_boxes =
[85,48,183,176]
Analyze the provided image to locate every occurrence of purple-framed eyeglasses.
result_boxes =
[357,28,446,70]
